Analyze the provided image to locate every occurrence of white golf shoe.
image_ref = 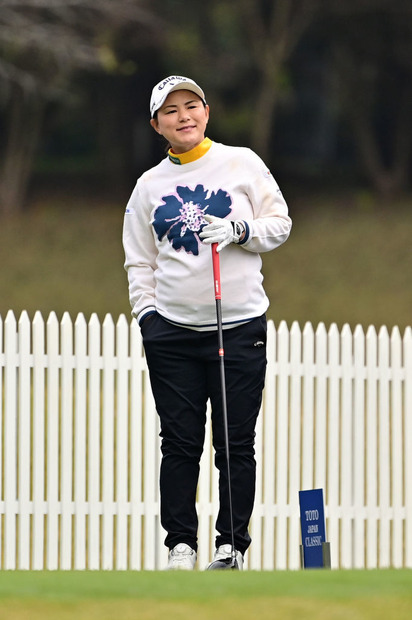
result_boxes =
[207,544,244,570]
[166,543,197,570]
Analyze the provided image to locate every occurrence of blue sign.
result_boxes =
[299,488,327,568]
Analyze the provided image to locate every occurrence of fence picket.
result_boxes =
[46,312,60,570]
[116,315,130,570]
[341,324,353,568]
[302,322,315,491]
[327,324,340,569]
[275,321,289,569]
[314,323,327,490]
[366,325,378,568]
[404,327,412,566]
[288,322,302,570]
[391,327,403,567]
[32,312,46,569]
[1,312,411,571]
[60,312,74,569]
[74,314,87,570]
[378,326,391,567]
[353,325,366,568]
[18,312,31,569]
[102,314,115,569]
[88,313,101,570]
[4,311,17,569]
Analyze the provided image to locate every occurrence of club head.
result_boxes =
[206,557,239,570]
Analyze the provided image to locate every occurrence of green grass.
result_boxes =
[0,570,411,619]
[1,193,411,331]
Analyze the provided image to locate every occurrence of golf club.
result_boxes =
[207,242,239,571]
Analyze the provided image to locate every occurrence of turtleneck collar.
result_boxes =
[168,137,212,165]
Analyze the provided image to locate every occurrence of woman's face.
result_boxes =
[150,89,209,154]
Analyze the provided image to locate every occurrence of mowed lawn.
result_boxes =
[0,569,411,620]
[1,194,411,332]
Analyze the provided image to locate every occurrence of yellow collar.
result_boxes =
[168,138,212,165]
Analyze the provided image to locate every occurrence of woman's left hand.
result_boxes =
[200,215,245,252]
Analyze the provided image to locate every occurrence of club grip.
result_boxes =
[212,243,221,300]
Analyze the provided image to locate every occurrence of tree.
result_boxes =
[0,0,157,216]
[154,0,412,195]
[325,0,412,196]
[151,0,323,163]
[236,0,323,161]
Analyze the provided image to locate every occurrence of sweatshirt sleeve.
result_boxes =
[122,180,157,322]
[240,149,292,253]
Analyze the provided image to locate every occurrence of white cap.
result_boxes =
[150,75,206,118]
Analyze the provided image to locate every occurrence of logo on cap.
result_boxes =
[157,76,188,91]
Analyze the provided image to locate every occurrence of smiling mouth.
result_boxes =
[177,125,195,132]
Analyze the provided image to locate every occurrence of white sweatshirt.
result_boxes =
[122,140,291,330]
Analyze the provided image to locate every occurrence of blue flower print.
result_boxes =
[152,184,232,255]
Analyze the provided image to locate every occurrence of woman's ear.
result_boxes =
[150,118,160,134]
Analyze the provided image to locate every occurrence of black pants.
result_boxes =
[141,313,267,555]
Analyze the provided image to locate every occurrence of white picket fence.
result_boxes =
[1,310,411,571]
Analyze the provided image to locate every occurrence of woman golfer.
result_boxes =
[123,75,292,570]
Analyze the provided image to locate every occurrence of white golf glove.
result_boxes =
[200,215,246,252]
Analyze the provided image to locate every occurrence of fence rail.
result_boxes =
[1,310,411,570]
